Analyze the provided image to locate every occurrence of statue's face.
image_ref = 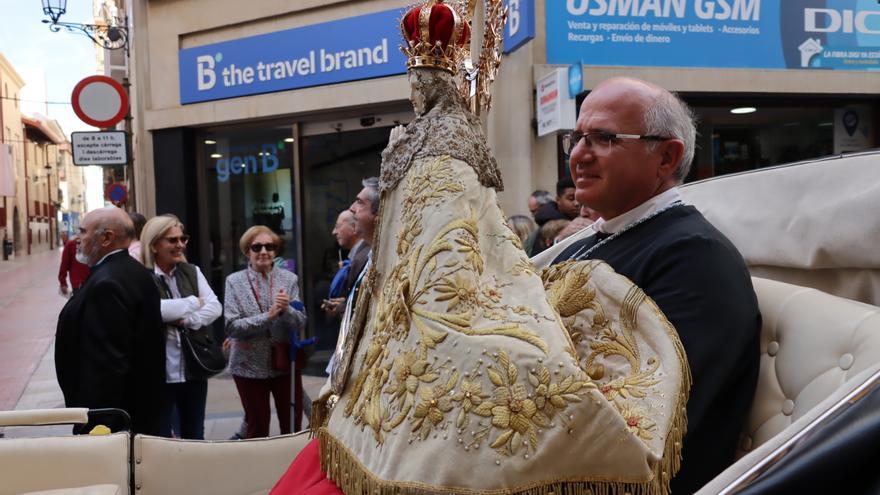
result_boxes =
[408,71,426,116]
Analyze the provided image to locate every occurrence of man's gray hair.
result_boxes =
[530,190,552,206]
[642,89,696,183]
[362,177,380,215]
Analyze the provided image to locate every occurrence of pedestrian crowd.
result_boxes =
[54,176,381,441]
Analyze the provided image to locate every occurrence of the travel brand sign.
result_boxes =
[547,1,880,71]
[179,9,408,104]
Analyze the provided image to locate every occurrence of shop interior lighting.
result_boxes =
[730,107,757,114]
[204,139,217,145]
[210,153,222,158]
[284,138,295,143]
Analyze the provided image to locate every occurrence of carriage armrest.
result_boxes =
[133,432,310,495]
[0,408,89,427]
[19,484,122,495]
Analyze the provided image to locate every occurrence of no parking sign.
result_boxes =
[106,183,128,206]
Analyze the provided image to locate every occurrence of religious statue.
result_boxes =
[276,2,690,494]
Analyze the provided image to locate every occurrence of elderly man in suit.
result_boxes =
[55,207,165,435]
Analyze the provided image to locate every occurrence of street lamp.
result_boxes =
[41,0,129,51]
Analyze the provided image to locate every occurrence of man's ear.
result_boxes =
[657,139,685,180]
[101,229,116,247]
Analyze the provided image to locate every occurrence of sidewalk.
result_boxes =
[0,247,326,439]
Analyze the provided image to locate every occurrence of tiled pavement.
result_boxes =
[0,247,326,439]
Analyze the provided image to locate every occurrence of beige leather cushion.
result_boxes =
[739,277,880,456]
[19,485,121,495]
[0,433,129,495]
[133,432,310,495]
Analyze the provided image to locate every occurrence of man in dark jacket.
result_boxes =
[552,77,761,493]
[55,207,165,435]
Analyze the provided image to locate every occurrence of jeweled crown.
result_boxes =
[400,0,471,73]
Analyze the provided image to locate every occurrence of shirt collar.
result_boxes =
[348,239,365,260]
[94,248,126,267]
[154,264,178,278]
[592,188,683,235]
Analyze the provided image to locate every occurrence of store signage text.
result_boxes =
[195,41,389,91]
[180,9,407,104]
[215,145,279,182]
[564,0,760,20]
[503,0,536,53]
[547,1,880,71]
[805,9,880,34]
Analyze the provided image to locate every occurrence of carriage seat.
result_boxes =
[696,277,880,493]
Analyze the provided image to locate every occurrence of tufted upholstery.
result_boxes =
[694,277,880,493]
[737,277,880,457]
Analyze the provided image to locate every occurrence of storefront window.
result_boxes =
[692,104,837,180]
[299,126,388,356]
[201,126,298,293]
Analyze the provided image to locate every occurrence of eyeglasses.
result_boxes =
[562,130,671,155]
[250,243,278,253]
[163,235,190,245]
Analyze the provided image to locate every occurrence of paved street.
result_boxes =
[0,248,325,439]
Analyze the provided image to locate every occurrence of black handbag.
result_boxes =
[179,327,227,380]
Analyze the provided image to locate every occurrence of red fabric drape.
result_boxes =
[270,439,342,495]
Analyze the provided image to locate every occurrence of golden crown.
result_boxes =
[400,0,471,73]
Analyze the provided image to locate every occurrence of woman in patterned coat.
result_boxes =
[224,225,306,438]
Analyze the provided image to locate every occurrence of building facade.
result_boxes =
[22,115,64,255]
[131,0,879,346]
[0,53,26,258]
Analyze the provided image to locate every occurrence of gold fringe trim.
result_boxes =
[310,397,329,438]
[319,424,686,495]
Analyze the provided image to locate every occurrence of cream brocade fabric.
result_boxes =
[319,156,690,494]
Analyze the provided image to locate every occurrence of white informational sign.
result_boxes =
[834,105,872,154]
[72,131,128,166]
[536,68,576,137]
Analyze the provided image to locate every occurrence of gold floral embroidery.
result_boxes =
[452,379,489,428]
[450,351,592,456]
[619,402,658,441]
[343,156,580,453]
[544,260,667,448]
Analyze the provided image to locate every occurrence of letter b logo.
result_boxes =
[197,55,216,91]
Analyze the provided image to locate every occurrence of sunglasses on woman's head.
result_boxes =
[250,243,277,253]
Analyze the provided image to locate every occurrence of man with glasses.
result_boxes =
[55,207,165,435]
[545,77,761,493]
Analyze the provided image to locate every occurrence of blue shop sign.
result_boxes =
[504,0,536,53]
[546,1,880,71]
[179,9,408,104]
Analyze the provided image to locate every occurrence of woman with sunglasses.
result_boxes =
[140,214,222,439]
[224,225,306,438]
